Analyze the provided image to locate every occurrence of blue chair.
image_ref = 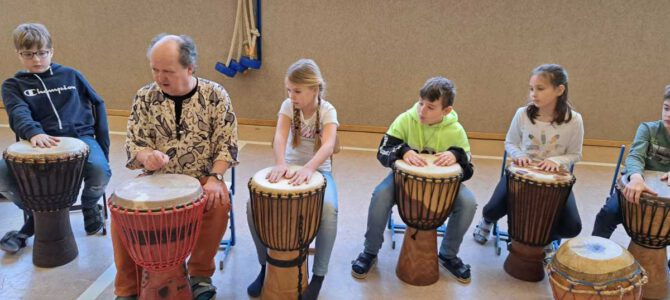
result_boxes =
[387,211,447,250]
[492,152,575,255]
[608,145,627,197]
[218,167,236,270]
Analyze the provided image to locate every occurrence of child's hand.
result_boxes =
[513,156,532,167]
[434,151,457,166]
[30,134,60,148]
[402,150,427,167]
[624,173,657,204]
[266,164,291,183]
[538,159,560,172]
[288,167,314,186]
[661,172,670,186]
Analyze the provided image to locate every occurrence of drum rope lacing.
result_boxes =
[546,263,648,296]
[619,193,670,249]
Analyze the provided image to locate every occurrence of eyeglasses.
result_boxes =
[19,50,51,59]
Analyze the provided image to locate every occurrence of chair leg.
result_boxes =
[219,191,235,270]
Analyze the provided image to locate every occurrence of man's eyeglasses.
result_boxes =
[19,50,51,59]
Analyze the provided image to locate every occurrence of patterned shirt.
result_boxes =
[125,78,238,178]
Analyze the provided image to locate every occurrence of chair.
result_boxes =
[16,134,109,235]
[387,210,447,250]
[491,151,575,255]
[608,145,627,197]
[218,167,236,270]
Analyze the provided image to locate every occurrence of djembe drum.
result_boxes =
[618,170,670,299]
[249,166,325,300]
[547,236,648,300]
[393,154,463,286]
[110,174,205,299]
[3,137,89,267]
[504,162,575,282]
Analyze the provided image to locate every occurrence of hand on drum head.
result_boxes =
[434,151,457,166]
[624,173,658,204]
[138,149,170,171]
[266,164,293,183]
[30,134,60,148]
[402,150,427,167]
[661,172,670,186]
[512,156,532,167]
[287,167,314,186]
[203,177,231,211]
[538,159,560,172]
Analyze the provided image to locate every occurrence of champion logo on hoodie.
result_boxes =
[23,85,76,97]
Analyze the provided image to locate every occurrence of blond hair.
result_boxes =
[286,59,326,151]
[13,23,52,50]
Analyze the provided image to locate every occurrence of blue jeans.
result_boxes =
[592,192,622,238]
[482,175,582,241]
[363,172,477,259]
[247,171,338,276]
[0,136,111,222]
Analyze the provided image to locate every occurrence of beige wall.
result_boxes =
[1,1,669,142]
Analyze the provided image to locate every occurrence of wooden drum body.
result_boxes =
[547,236,647,300]
[110,174,205,300]
[618,170,670,299]
[393,154,463,286]
[3,137,89,267]
[504,162,575,282]
[249,166,325,300]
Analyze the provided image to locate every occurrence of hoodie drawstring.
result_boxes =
[33,71,63,130]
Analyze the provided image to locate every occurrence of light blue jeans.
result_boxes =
[363,171,477,259]
[247,171,338,276]
[0,136,111,216]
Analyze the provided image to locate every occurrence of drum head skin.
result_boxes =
[394,154,462,178]
[112,174,202,210]
[552,236,638,282]
[5,137,88,159]
[507,161,574,184]
[250,165,325,195]
[621,170,670,199]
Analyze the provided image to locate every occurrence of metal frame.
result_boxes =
[219,167,236,270]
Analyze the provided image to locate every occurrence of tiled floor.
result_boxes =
[0,127,655,299]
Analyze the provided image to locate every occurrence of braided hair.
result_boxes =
[287,59,326,152]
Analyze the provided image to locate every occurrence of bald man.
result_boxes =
[111,34,238,300]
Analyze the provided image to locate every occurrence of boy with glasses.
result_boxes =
[0,23,111,253]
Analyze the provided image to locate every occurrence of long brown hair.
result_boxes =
[286,59,326,152]
[527,64,573,125]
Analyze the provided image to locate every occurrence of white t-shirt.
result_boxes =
[278,98,339,172]
[505,107,584,167]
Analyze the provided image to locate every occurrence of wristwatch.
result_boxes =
[208,172,224,181]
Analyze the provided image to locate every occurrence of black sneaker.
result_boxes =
[0,230,29,254]
[351,252,377,279]
[83,204,104,235]
[439,254,471,284]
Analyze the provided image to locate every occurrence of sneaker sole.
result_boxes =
[439,261,471,284]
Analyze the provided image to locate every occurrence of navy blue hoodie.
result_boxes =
[1,63,110,159]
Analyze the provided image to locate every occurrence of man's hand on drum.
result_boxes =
[203,176,230,211]
[513,156,532,167]
[138,149,169,171]
[288,167,314,186]
[538,159,560,172]
[30,134,59,148]
[266,164,293,183]
[402,150,427,167]
[624,173,657,204]
[434,151,457,166]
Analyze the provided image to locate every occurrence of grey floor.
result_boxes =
[0,127,649,299]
